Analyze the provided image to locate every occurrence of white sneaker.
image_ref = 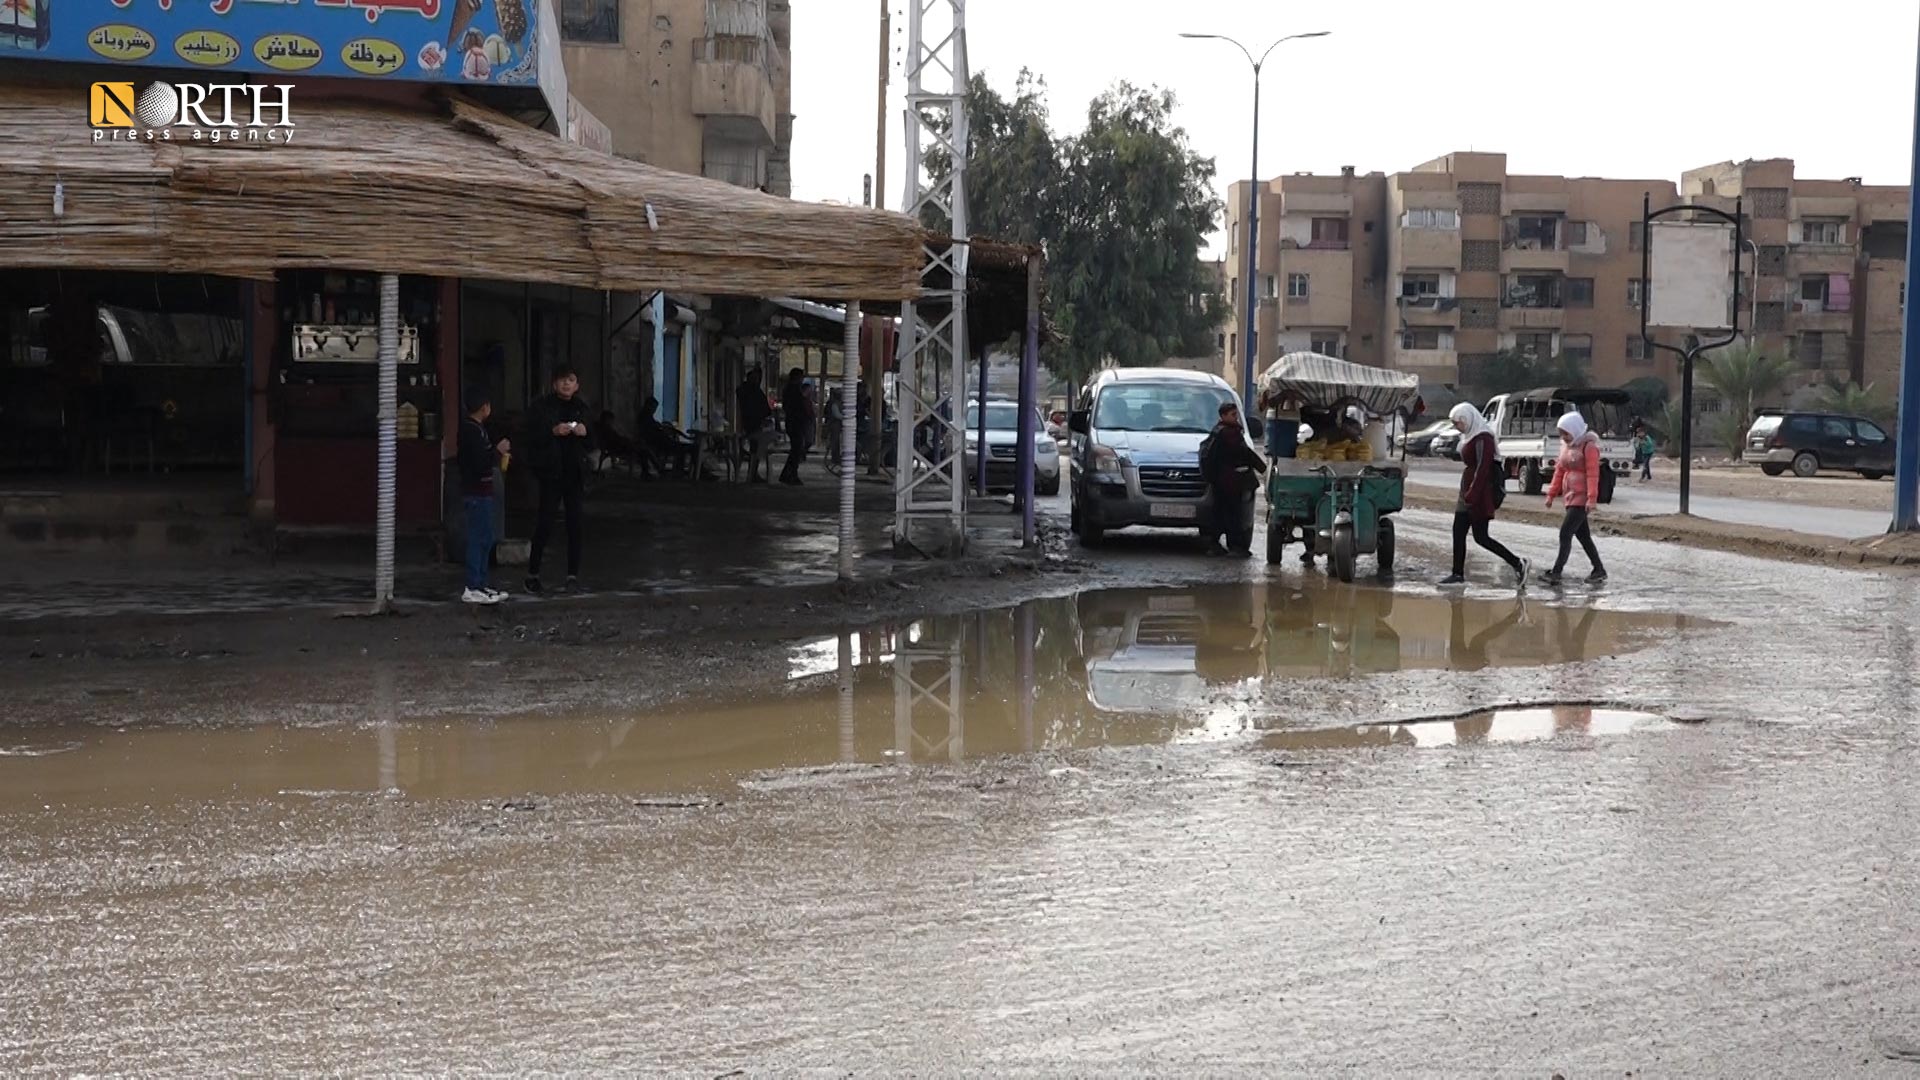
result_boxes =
[485,588,511,603]
[462,587,503,605]
[1515,558,1532,591]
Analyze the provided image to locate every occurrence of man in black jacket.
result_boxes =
[735,368,773,483]
[457,386,510,604]
[523,365,593,594]
[778,367,813,486]
[1204,401,1268,558]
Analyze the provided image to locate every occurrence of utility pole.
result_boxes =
[1894,10,1920,531]
[866,0,891,477]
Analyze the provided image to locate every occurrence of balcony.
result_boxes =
[1397,295,1460,326]
[692,17,780,145]
[1499,306,1565,330]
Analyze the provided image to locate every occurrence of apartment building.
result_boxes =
[1681,159,1907,389]
[561,0,793,193]
[1222,152,1909,397]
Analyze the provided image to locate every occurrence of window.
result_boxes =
[1567,221,1590,247]
[1799,219,1845,245]
[1513,331,1555,358]
[1400,328,1444,350]
[1627,280,1645,308]
[1821,418,1855,440]
[561,0,619,42]
[1404,208,1460,229]
[1093,384,1234,433]
[1786,415,1819,438]
[1401,273,1441,298]
[1286,273,1310,300]
[1216,332,1227,349]
[1758,245,1787,277]
[1504,274,1564,309]
[966,403,1043,433]
[1562,333,1593,364]
[1800,276,1829,306]
[1859,421,1890,445]
[1263,274,1279,300]
[1566,278,1595,308]
[1507,215,1561,251]
[1310,217,1350,249]
[1757,302,1786,331]
[1629,222,1646,252]
[1310,333,1343,356]
[1627,336,1652,364]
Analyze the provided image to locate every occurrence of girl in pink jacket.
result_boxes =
[1541,411,1608,584]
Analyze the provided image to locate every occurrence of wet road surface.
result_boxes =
[4,508,1920,1073]
[1406,458,1893,539]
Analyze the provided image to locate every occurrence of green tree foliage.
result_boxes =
[927,73,1227,385]
[1698,339,1797,457]
[1814,378,1897,425]
[1461,349,1590,403]
[1622,376,1669,422]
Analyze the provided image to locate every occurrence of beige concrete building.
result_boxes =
[561,0,792,193]
[1223,152,1908,397]
[1681,159,1907,390]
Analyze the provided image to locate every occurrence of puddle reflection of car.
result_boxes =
[1076,588,1264,712]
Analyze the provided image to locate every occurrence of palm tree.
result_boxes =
[1814,379,1896,425]
[1697,339,1798,457]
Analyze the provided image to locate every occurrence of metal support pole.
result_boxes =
[838,631,856,763]
[373,273,399,613]
[1896,17,1920,530]
[840,301,863,580]
[975,342,989,495]
[1241,71,1261,407]
[1017,602,1035,753]
[1679,348,1696,516]
[868,0,890,478]
[1016,251,1041,546]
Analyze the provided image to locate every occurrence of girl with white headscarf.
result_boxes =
[1541,410,1608,584]
[1442,402,1527,587]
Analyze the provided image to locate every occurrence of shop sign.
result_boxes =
[5,0,544,88]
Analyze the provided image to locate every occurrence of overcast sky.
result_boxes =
[790,0,1918,254]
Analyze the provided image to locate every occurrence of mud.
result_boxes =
[5,514,1920,1073]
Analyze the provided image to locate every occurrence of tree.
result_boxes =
[926,73,1228,385]
[1460,348,1590,403]
[1814,378,1897,425]
[1698,339,1797,457]
[1622,376,1669,422]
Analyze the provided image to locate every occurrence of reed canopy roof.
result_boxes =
[0,85,924,301]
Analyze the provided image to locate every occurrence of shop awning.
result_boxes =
[0,84,924,302]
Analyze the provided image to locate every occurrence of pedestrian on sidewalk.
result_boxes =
[1541,411,1608,584]
[1634,423,1656,482]
[1201,400,1268,557]
[1441,402,1529,588]
[457,387,510,605]
[779,367,814,486]
[524,364,593,594]
[735,367,774,483]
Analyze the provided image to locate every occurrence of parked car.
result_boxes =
[1742,410,1896,479]
[1067,368,1260,546]
[1430,428,1462,460]
[963,398,1061,496]
[1398,419,1454,457]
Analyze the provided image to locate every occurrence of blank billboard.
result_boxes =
[1648,222,1735,329]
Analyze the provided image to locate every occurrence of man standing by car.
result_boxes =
[524,364,593,594]
[1202,401,1268,557]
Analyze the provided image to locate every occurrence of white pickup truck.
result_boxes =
[1482,387,1637,500]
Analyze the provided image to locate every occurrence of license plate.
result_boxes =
[1151,503,1198,521]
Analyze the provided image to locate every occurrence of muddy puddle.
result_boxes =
[1262,707,1675,751]
[0,582,1699,807]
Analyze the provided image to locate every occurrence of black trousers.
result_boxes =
[1452,510,1522,577]
[781,440,809,481]
[529,477,584,578]
[1552,506,1604,574]
[1210,488,1251,552]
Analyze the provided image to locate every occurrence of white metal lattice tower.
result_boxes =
[892,0,970,554]
[892,618,966,763]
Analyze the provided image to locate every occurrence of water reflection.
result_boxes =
[0,583,1698,805]
[1262,707,1674,751]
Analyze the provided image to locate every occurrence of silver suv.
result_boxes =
[1067,369,1257,546]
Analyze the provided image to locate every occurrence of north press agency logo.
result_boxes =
[90,81,297,144]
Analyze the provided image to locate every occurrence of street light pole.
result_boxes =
[1181,30,1329,409]
[1894,10,1920,531]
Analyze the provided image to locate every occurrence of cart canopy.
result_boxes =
[1260,352,1422,416]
